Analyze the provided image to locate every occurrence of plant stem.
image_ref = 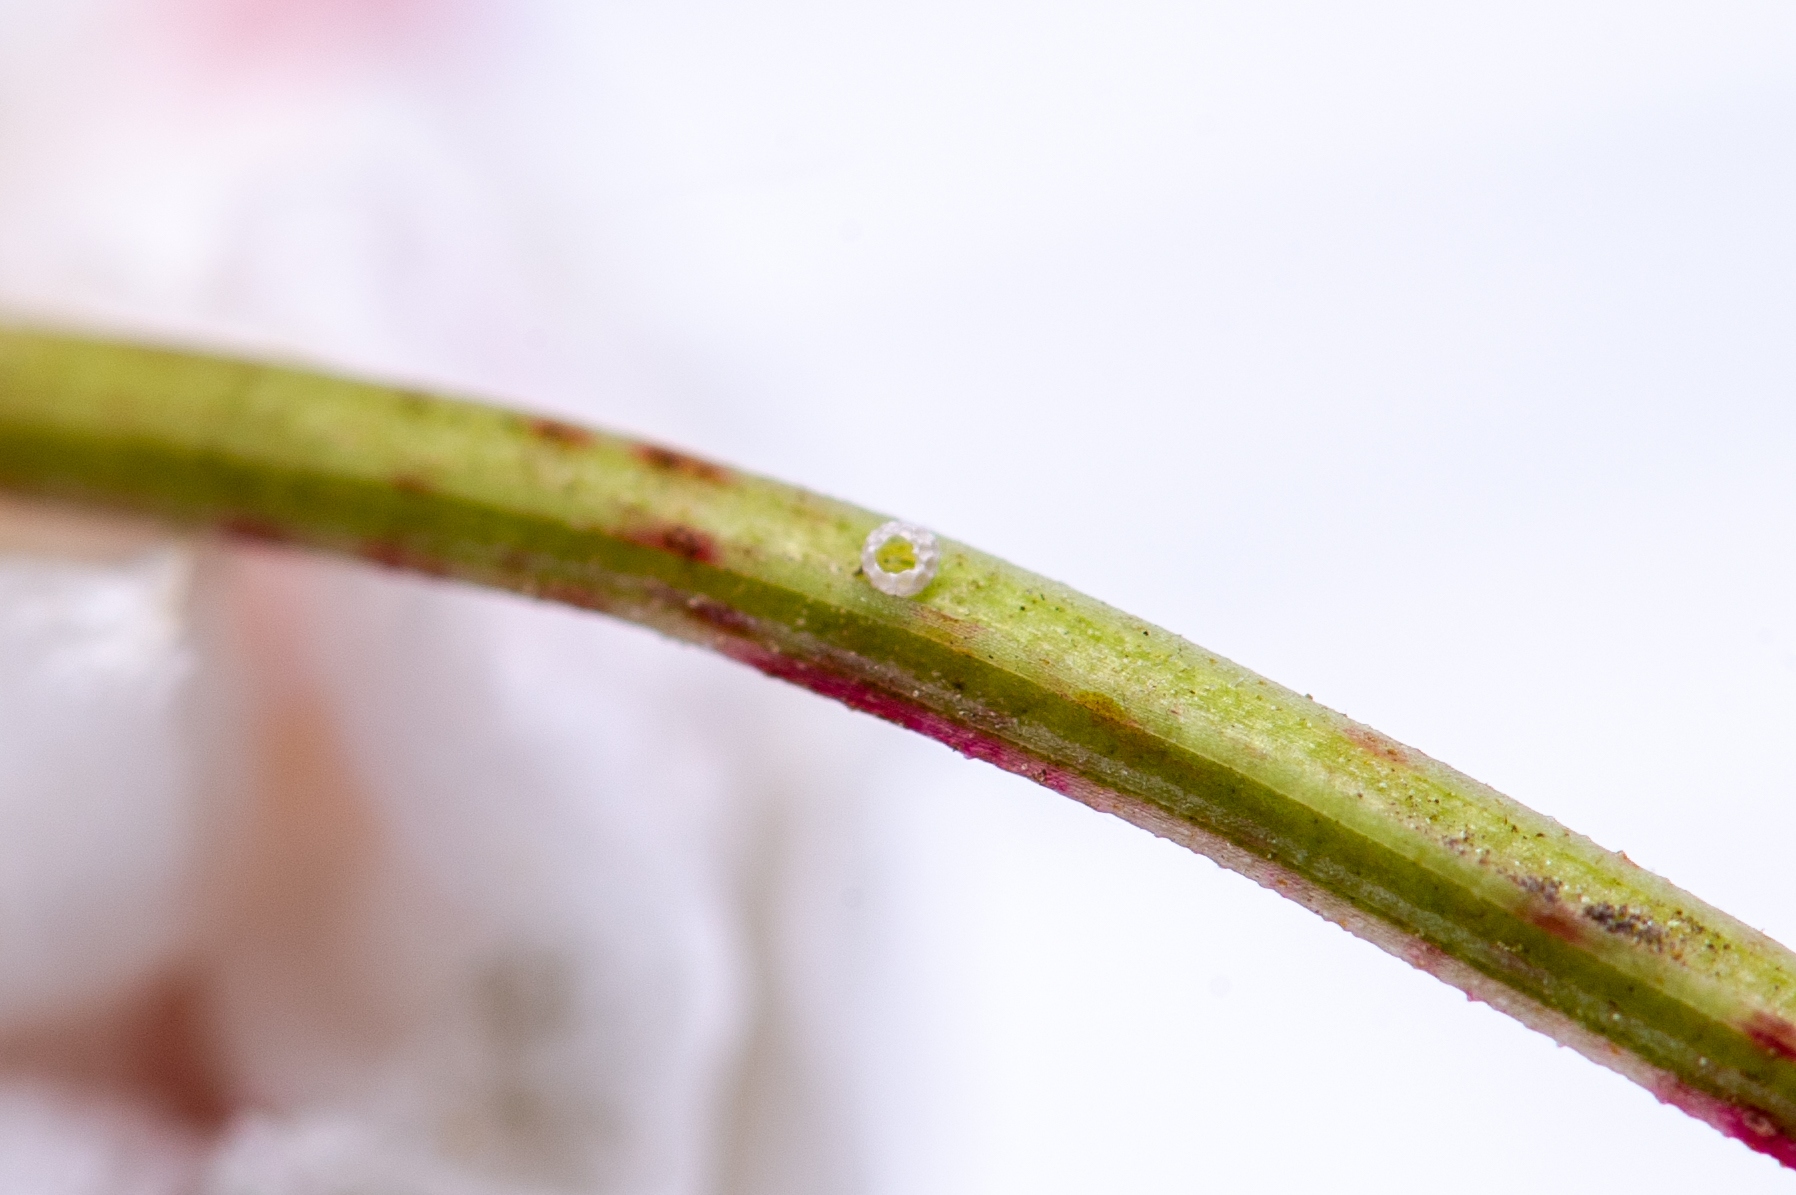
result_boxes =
[2,325,1794,1164]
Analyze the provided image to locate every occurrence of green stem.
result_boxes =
[2,326,1793,1163]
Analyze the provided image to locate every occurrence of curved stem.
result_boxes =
[2,325,1794,1164]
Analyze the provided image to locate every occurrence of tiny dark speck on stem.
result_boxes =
[633,442,731,482]
[524,416,594,447]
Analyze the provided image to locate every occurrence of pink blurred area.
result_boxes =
[155,0,487,72]
[0,2,1794,1193]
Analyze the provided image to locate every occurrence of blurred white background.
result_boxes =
[0,1,1792,1191]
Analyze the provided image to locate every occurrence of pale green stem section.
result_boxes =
[2,326,1794,1163]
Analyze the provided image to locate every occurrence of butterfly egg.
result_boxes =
[861,521,940,598]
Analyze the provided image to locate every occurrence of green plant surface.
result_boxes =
[2,324,1794,1165]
